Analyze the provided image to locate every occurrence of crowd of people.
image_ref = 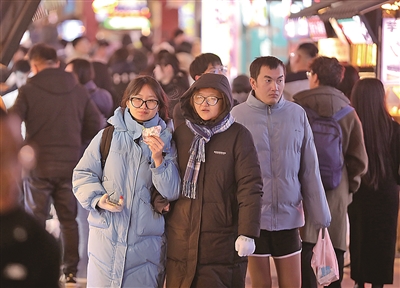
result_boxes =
[1,33,399,288]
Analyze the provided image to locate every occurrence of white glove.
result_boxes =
[235,235,255,257]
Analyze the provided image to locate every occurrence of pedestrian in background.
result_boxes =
[153,51,189,118]
[73,75,181,288]
[166,73,263,287]
[338,64,360,100]
[232,56,331,288]
[231,74,252,105]
[0,110,61,288]
[9,43,103,287]
[284,42,319,101]
[66,58,113,119]
[172,52,226,129]
[348,78,400,288]
[293,56,368,288]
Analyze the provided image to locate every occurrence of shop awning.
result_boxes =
[0,0,66,66]
[289,0,392,21]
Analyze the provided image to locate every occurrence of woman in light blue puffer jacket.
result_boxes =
[73,75,181,288]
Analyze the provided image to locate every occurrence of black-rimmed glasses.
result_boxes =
[129,97,159,110]
[193,94,222,106]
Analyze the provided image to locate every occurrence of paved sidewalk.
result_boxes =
[245,256,400,288]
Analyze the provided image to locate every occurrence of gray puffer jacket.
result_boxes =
[232,92,331,231]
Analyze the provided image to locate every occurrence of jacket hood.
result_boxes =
[28,68,80,95]
[180,73,233,126]
[293,85,350,117]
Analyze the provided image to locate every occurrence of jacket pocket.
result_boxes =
[136,197,165,236]
[88,209,109,229]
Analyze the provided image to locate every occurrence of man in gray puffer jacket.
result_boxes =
[232,56,331,288]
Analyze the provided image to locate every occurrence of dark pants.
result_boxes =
[301,242,345,288]
[24,176,79,275]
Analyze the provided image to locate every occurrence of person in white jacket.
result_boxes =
[231,56,331,288]
[73,75,181,288]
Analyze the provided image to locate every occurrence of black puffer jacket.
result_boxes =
[166,73,263,288]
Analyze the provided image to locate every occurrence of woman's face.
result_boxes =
[126,84,159,122]
[193,88,224,121]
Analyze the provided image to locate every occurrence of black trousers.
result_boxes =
[24,176,79,275]
[301,242,345,288]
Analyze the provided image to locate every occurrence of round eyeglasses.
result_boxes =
[193,95,222,106]
[129,97,159,110]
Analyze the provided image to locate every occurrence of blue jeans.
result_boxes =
[24,176,79,275]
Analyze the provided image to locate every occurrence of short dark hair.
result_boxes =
[28,43,58,63]
[189,53,222,80]
[297,42,319,58]
[155,51,180,74]
[173,28,184,38]
[121,75,169,120]
[249,56,285,80]
[13,59,30,73]
[67,58,94,85]
[175,41,192,54]
[232,74,251,94]
[310,56,344,88]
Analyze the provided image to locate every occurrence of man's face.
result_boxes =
[250,65,285,106]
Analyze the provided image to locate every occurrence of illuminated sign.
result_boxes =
[92,0,150,30]
[307,16,326,40]
[381,18,400,84]
[336,16,373,45]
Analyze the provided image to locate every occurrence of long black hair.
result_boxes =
[350,78,393,189]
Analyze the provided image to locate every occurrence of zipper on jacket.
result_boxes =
[266,106,277,230]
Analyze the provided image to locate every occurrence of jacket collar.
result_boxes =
[108,107,171,151]
[246,90,285,111]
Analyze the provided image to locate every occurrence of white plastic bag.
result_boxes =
[311,228,339,286]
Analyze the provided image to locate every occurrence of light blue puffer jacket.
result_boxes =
[73,107,181,288]
[232,93,331,231]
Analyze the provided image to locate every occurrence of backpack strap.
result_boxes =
[304,106,354,121]
[332,105,354,121]
[100,125,115,169]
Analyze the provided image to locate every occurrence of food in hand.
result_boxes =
[142,125,161,142]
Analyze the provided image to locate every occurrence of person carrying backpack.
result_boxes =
[293,56,368,288]
[72,75,181,287]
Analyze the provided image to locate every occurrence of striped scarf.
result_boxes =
[182,114,235,199]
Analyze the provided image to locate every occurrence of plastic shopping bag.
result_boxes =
[311,228,339,286]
